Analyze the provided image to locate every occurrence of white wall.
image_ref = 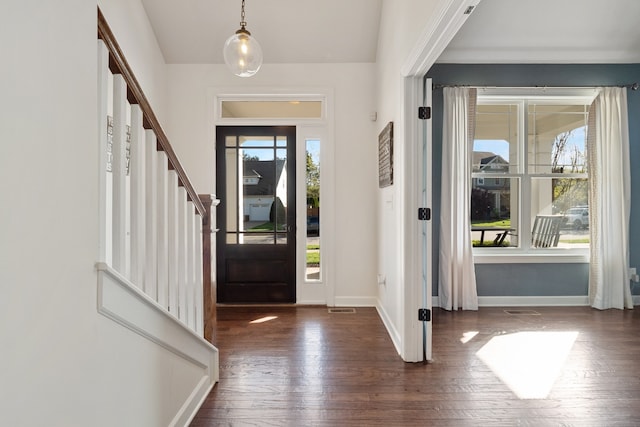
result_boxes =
[0,2,212,425]
[374,0,441,353]
[165,63,379,304]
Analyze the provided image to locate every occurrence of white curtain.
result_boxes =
[439,87,478,311]
[587,87,633,310]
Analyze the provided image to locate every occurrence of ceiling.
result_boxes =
[438,0,640,64]
[140,0,640,66]
[140,0,382,64]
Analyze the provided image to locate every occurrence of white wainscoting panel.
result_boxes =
[96,262,218,426]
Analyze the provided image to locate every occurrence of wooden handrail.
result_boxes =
[97,7,205,217]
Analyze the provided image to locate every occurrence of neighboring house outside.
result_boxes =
[472,151,510,219]
[243,159,287,222]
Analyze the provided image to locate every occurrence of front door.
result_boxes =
[216,126,296,303]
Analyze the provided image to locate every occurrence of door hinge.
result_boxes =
[418,106,431,120]
[418,308,431,322]
[418,207,431,221]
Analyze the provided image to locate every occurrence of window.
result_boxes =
[306,139,321,281]
[471,94,591,252]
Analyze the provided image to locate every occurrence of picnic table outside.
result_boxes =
[472,226,514,246]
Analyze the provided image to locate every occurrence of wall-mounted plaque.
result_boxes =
[378,121,393,188]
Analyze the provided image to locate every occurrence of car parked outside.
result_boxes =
[564,206,589,230]
[307,216,319,236]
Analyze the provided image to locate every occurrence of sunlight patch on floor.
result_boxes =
[249,316,278,324]
[476,331,579,399]
[460,331,479,344]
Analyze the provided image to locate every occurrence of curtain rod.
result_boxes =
[432,83,639,91]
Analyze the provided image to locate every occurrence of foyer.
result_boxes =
[192,305,640,426]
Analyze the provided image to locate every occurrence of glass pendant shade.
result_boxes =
[223,28,263,77]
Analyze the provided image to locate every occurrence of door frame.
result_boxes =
[400,0,480,362]
[401,76,430,362]
[210,87,335,305]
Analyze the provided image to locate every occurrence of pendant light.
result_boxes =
[223,0,263,77]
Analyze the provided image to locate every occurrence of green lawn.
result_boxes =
[471,219,511,246]
[306,251,320,265]
[250,221,286,231]
[561,238,590,244]
[471,219,511,227]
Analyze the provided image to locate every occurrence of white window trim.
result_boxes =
[473,88,596,264]
[474,252,589,264]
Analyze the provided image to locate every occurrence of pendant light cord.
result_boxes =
[240,0,247,28]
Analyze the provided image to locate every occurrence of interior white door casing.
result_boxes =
[399,0,482,362]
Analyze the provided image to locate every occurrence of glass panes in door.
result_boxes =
[225,135,289,245]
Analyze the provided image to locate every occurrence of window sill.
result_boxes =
[473,249,589,264]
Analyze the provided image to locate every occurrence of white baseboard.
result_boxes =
[432,295,591,307]
[173,376,215,427]
[96,263,218,427]
[333,296,377,307]
[375,300,402,357]
[296,299,327,306]
[479,296,590,306]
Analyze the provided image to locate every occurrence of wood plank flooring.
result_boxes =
[191,306,640,426]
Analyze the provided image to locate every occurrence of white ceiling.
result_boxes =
[140,0,640,66]
[438,0,640,63]
[140,0,383,64]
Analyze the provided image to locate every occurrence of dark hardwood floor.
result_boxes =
[191,305,640,426]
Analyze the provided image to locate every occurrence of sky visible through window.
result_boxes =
[306,139,320,164]
[474,126,586,165]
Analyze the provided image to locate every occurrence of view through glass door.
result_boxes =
[216,126,296,303]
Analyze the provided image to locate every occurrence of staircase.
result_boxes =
[95,8,218,426]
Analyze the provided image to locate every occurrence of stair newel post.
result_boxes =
[199,194,216,343]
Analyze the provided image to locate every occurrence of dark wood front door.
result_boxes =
[216,126,296,303]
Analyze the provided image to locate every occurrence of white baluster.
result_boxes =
[195,212,204,335]
[186,202,196,331]
[112,74,128,276]
[167,171,180,317]
[97,41,110,264]
[130,106,146,290]
[177,187,188,323]
[157,152,169,308]
[144,131,158,300]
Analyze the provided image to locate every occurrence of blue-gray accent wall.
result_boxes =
[426,64,640,298]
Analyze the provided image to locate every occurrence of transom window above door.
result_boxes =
[221,101,323,119]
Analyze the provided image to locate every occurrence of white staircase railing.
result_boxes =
[95,10,218,425]
[97,9,208,336]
